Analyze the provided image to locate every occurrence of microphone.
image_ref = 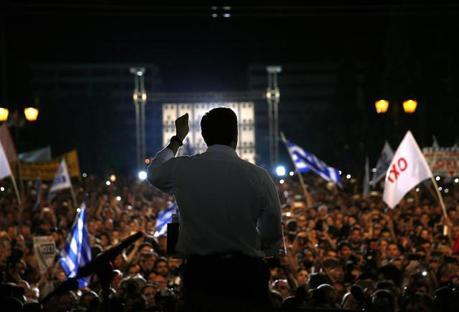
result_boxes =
[76,231,144,278]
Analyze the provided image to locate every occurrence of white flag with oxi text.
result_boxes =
[49,159,72,193]
[383,131,433,208]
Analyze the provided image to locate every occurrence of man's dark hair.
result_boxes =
[201,107,238,146]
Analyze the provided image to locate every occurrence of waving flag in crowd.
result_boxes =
[154,201,178,237]
[383,131,433,208]
[50,159,72,193]
[0,140,21,204]
[0,124,17,163]
[0,141,12,180]
[283,135,341,185]
[370,141,394,186]
[59,203,92,288]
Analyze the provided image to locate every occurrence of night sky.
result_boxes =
[1,1,458,175]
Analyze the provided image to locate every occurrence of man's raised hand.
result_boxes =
[175,113,189,141]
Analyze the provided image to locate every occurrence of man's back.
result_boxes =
[148,145,282,258]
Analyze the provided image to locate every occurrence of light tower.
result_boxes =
[266,65,282,168]
[130,67,147,170]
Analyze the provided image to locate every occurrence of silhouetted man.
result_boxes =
[148,107,282,311]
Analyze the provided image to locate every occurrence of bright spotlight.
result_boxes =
[116,196,122,201]
[454,178,459,184]
[435,176,440,181]
[138,170,148,181]
[109,174,117,182]
[346,174,351,180]
[105,180,111,186]
[289,171,295,176]
[0,187,4,192]
[275,165,286,177]
[82,172,87,178]
[279,179,285,184]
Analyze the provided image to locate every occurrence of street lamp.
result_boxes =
[24,107,39,122]
[402,99,418,114]
[0,107,9,122]
[374,99,418,114]
[375,99,389,114]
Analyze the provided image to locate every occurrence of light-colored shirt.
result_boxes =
[148,144,282,258]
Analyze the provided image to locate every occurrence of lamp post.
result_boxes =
[266,66,282,168]
[374,99,418,115]
[130,67,147,171]
[0,103,40,200]
[374,98,418,143]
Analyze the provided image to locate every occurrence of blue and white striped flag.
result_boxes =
[284,138,342,185]
[154,202,178,237]
[59,203,91,288]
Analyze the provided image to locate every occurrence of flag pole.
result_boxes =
[11,174,21,205]
[430,176,449,222]
[69,180,78,208]
[10,173,22,224]
[280,132,313,208]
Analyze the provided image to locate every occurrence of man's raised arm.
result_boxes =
[147,114,189,193]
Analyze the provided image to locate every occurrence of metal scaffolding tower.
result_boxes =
[130,67,147,170]
[266,65,281,168]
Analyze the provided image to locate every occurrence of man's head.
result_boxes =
[201,107,238,148]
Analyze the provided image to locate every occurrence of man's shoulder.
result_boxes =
[239,160,272,179]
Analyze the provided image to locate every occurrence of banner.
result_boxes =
[19,146,52,162]
[33,236,57,273]
[18,150,80,180]
[422,147,459,177]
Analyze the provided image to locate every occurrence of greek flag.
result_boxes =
[154,202,178,237]
[59,203,91,288]
[284,137,342,185]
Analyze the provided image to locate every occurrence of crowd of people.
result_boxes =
[0,171,459,311]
